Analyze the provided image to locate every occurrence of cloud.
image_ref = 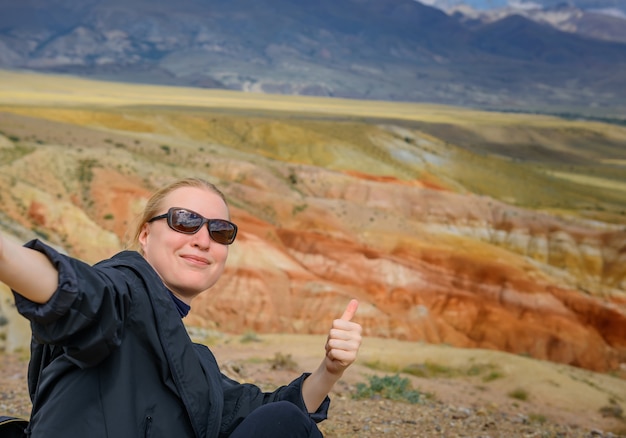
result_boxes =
[589,7,626,18]
[508,0,543,10]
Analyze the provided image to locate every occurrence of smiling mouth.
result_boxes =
[181,255,210,265]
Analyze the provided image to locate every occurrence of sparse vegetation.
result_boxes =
[363,359,401,373]
[402,361,455,378]
[0,144,36,164]
[366,359,505,382]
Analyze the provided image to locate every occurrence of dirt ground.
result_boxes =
[2,332,625,437]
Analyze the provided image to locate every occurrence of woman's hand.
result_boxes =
[302,299,363,412]
[323,299,362,376]
[0,233,58,303]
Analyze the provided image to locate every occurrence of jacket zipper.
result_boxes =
[144,415,153,438]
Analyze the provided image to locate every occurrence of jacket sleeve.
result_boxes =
[12,240,132,369]
[219,362,330,436]
[193,343,330,437]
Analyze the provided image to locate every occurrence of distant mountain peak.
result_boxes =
[423,0,626,16]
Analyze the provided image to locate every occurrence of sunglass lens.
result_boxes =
[171,209,204,233]
[209,220,237,244]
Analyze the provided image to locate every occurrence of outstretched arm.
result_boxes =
[301,299,362,412]
[0,234,58,303]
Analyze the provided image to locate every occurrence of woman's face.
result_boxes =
[138,186,231,303]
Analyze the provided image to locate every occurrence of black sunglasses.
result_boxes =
[148,207,238,245]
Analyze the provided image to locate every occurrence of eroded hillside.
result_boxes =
[0,72,625,373]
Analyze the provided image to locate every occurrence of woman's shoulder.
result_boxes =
[95,250,150,272]
[93,250,158,291]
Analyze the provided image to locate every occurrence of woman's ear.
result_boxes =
[137,223,150,252]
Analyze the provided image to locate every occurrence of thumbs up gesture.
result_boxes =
[324,299,362,376]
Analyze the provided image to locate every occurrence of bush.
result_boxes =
[528,413,547,424]
[269,353,298,371]
[239,331,261,343]
[482,370,505,382]
[599,402,623,419]
[353,374,422,404]
[508,387,529,401]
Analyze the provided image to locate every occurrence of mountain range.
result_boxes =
[0,0,625,116]
[444,1,626,44]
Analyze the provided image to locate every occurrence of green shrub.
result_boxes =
[482,370,505,382]
[292,204,308,215]
[239,331,261,343]
[599,402,623,419]
[353,374,422,404]
[33,228,50,240]
[508,387,529,401]
[269,353,298,371]
[77,158,99,183]
[528,413,547,424]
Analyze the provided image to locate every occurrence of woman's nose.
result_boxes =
[191,226,212,249]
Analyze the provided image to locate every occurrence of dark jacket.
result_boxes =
[14,240,328,437]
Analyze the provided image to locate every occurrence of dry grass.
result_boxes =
[2,69,625,137]
[0,69,467,122]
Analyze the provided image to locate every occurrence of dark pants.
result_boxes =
[229,401,323,438]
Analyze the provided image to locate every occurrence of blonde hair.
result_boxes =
[127,177,228,253]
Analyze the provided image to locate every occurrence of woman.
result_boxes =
[0,177,362,437]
